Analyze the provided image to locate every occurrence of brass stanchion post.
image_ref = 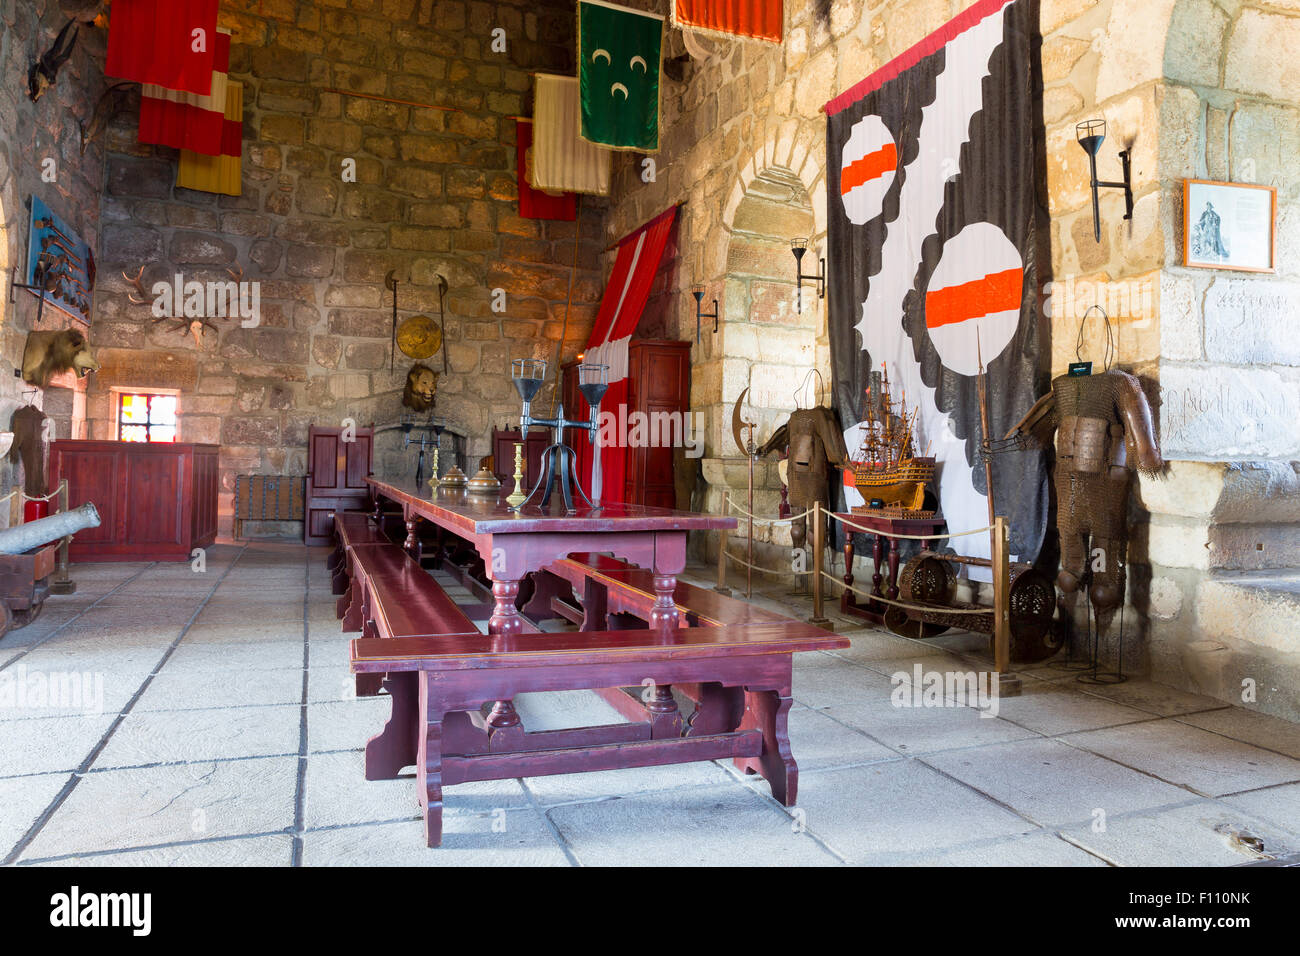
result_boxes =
[991,514,1019,696]
[809,501,830,627]
[715,490,732,595]
[51,479,76,595]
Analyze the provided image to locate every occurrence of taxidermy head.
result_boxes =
[28,19,79,101]
[402,364,438,413]
[22,329,100,388]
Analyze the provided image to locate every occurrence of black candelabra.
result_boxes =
[511,359,607,512]
[402,420,445,489]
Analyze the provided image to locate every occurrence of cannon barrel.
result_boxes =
[0,502,100,555]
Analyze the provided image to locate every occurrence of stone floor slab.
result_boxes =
[301,814,569,865]
[779,761,1033,863]
[1219,783,1300,837]
[94,704,302,768]
[1177,707,1300,760]
[1063,720,1300,797]
[0,714,116,774]
[20,756,298,859]
[819,693,1040,755]
[135,666,304,711]
[25,834,294,867]
[923,737,1193,828]
[548,783,840,866]
[0,772,72,860]
[1056,800,1299,866]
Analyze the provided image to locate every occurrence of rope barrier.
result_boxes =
[725,500,814,525]
[723,550,813,576]
[821,571,994,617]
[832,513,995,541]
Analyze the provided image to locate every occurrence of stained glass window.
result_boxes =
[117,394,179,443]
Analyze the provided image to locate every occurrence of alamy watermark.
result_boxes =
[593,405,704,458]
[890,664,1001,718]
[1042,275,1154,328]
[149,274,261,328]
[0,665,104,715]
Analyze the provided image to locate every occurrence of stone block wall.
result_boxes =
[0,0,107,516]
[86,0,604,536]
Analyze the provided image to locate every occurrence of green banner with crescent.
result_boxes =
[578,0,663,151]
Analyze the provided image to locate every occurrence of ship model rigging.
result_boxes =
[850,363,936,517]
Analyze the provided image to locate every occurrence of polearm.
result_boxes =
[978,332,1012,677]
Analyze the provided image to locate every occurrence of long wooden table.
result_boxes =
[365,477,736,734]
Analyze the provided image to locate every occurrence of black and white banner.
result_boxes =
[825,0,1049,566]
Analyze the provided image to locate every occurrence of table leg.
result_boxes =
[364,672,418,780]
[735,686,798,806]
[649,573,680,630]
[871,533,885,601]
[842,536,855,613]
[485,577,525,746]
[887,538,901,601]
[417,673,445,848]
[403,514,422,561]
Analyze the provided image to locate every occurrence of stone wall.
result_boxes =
[87,0,602,536]
[603,0,1300,713]
[0,1,107,517]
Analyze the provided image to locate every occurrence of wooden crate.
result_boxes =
[234,475,305,540]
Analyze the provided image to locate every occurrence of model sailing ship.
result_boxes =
[851,363,936,517]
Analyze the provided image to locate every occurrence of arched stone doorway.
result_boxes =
[700,167,819,571]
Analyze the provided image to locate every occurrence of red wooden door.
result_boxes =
[625,341,690,508]
[305,425,373,545]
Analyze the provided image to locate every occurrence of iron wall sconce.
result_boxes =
[790,238,825,313]
[1076,119,1133,242]
[692,286,718,344]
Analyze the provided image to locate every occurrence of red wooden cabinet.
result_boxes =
[564,339,691,509]
[305,425,373,545]
[51,441,219,562]
[624,340,690,509]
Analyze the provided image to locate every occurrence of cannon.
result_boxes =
[0,502,99,637]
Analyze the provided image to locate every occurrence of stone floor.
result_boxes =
[3,541,1300,867]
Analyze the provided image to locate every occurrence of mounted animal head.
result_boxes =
[402,364,438,413]
[28,19,79,101]
[22,328,100,388]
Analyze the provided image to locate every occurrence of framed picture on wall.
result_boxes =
[1183,179,1277,273]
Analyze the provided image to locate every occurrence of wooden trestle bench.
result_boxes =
[351,622,847,847]
[330,512,849,848]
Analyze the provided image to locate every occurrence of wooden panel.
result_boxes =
[623,340,690,508]
[51,441,220,561]
[124,450,185,547]
[306,425,373,546]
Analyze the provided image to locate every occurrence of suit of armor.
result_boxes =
[1007,369,1162,633]
[758,405,850,551]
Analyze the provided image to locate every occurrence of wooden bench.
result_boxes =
[545,552,791,629]
[350,621,849,847]
[340,542,481,697]
[328,511,393,595]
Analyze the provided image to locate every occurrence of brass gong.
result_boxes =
[396,314,442,360]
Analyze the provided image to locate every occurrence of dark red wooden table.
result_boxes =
[366,477,736,730]
[836,512,948,625]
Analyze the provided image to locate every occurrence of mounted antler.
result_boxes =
[123,266,149,305]
[227,264,243,282]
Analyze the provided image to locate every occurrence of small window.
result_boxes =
[117,393,178,443]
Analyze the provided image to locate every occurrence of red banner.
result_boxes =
[672,0,782,43]
[138,29,231,155]
[516,121,577,221]
[106,0,220,96]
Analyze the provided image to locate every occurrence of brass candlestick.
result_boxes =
[506,442,527,507]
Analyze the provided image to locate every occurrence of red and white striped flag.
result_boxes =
[138,28,232,155]
[106,0,221,97]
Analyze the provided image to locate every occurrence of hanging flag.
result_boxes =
[176,81,243,196]
[825,0,1048,569]
[578,0,663,151]
[515,120,577,221]
[671,0,783,43]
[106,0,220,97]
[533,74,611,196]
[575,205,679,503]
[138,28,231,155]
